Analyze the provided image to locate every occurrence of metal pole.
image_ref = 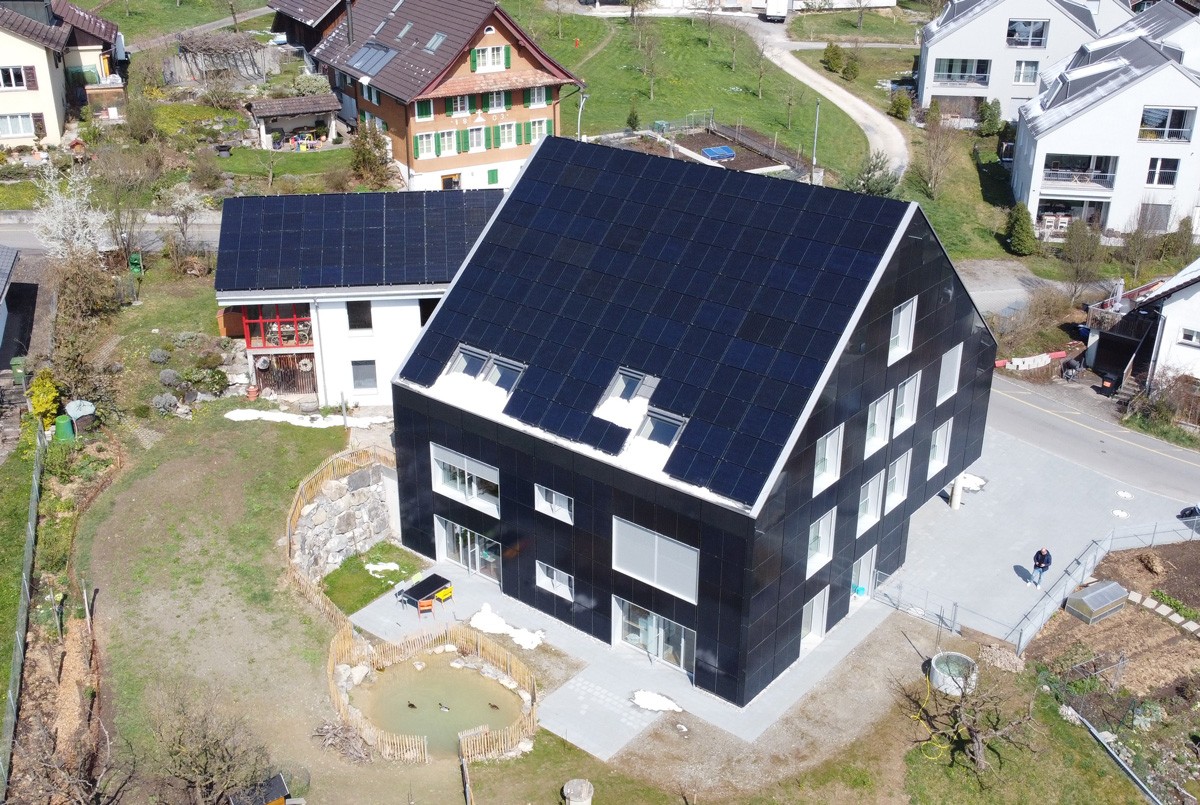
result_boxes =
[811,99,820,184]
[576,93,589,141]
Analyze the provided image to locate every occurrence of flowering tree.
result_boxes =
[32,163,111,263]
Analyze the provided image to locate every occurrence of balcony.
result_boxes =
[1005,36,1046,48]
[1138,126,1192,142]
[932,72,990,87]
[1041,169,1116,191]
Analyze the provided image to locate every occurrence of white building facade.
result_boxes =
[1011,2,1200,235]
[0,28,68,146]
[917,0,1134,122]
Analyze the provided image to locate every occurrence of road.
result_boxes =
[0,218,224,254]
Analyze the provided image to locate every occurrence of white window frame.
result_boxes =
[893,371,921,436]
[529,118,548,143]
[446,344,525,394]
[1181,327,1200,346]
[865,391,893,457]
[936,343,963,405]
[468,126,485,152]
[487,90,505,112]
[1139,107,1194,142]
[800,587,828,648]
[534,484,574,524]
[857,470,885,536]
[0,67,25,90]
[1006,19,1048,48]
[498,122,516,147]
[415,131,435,159]
[888,296,917,364]
[0,113,34,138]
[431,443,501,518]
[451,94,469,116]
[928,419,953,479]
[885,450,911,513]
[438,129,457,155]
[813,424,843,494]
[351,359,376,391]
[475,45,505,73]
[414,99,434,121]
[346,300,372,332]
[806,508,835,578]
[536,561,573,601]
[1147,157,1180,187]
[362,83,381,105]
[612,517,699,604]
[1013,60,1038,85]
[529,85,547,108]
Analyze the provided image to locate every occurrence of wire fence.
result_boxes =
[0,408,48,801]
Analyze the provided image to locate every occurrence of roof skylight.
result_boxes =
[446,345,525,394]
[424,32,447,53]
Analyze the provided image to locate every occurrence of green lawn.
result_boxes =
[0,422,35,691]
[75,0,266,43]
[790,9,921,44]
[0,181,38,210]
[322,541,425,614]
[222,147,352,177]
[502,5,868,179]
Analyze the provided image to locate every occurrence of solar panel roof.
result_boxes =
[213,190,503,293]
[399,138,911,506]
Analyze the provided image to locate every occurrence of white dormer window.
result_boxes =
[612,368,653,401]
[446,345,525,394]
[639,409,684,447]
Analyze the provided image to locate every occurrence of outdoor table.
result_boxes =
[396,573,450,607]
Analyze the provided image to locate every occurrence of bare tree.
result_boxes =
[1061,219,1103,304]
[918,100,956,200]
[691,0,721,46]
[627,0,652,22]
[726,21,747,72]
[642,31,662,101]
[156,183,210,272]
[754,36,769,99]
[17,716,136,805]
[1119,208,1159,284]
[783,84,805,130]
[852,0,870,30]
[149,686,273,805]
[551,0,567,38]
[91,145,161,264]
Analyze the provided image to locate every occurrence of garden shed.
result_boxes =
[247,93,339,149]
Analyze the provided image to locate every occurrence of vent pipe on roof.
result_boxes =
[345,0,354,45]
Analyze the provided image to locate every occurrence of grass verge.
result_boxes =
[789,9,921,44]
[223,147,353,177]
[0,422,35,688]
[322,541,425,614]
[1122,413,1200,449]
[74,0,266,43]
[0,181,38,210]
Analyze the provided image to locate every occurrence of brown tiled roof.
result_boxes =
[312,0,578,104]
[248,92,341,117]
[52,0,117,44]
[0,6,69,51]
[424,69,575,99]
[268,0,340,28]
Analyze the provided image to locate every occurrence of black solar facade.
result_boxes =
[400,137,908,506]
[213,190,502,293]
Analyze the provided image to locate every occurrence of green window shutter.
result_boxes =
[504,45,511,69]
[488,169,499,185]
[504,90,512,110]
[445,97,453,115]
[412,136,419,158]
[417,99,431,118]
[492,125,501,146]
[547,119,554,137]
[524,121,532,143]
[522,89,531,108]
[458,130,468,152]
[359,110,367,122]
[470,49,477,72]
[468,94,476,113]
[381,120,389,133]
[515,124,522,145]
[434,134,440,156]
[484,126,492,149]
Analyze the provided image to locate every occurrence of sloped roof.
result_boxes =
[398,138,914,507]
[247,92,340,117]
[214,190,503,293]
[1021,3,1200,138]
[1137,258,1200,308]
[268,0,340,28]
[51,0,116,44]
[0,246,17,302]
[0,5,69,50]
[923,0,1111,46]
[311,0,578,104]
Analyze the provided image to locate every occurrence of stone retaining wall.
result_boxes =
[291,464,394,581]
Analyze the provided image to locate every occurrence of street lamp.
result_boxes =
[577,93,590,142]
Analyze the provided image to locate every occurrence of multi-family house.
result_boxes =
[1011,1,1200,235]
[0,0,123,147]
[214,189,502,407]
[916,0,1136,122]
[391,138,996,706]
[310,0,581,191]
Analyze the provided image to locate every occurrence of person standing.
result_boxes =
[1029,547,1052,589]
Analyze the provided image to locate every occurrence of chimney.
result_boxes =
[345,0,354,45]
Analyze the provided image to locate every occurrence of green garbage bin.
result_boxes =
[53,414,74,443]
[9,356,25,387]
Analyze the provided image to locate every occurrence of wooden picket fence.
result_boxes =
[284,446,395,561]
[458,710,539,762]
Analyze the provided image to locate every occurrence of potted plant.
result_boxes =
[271,131,283,150]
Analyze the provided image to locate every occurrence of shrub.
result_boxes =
[43,441,77,483]
[173,332,198,347]
[841,58,860,81]
[1006,206,1039,256]
[191,148,223,190]
[194,351,223,370]
[181,367,229,396]
[821,42,845,73]
[324,166,353,192]
[626,104,640,132]
[149,349,171,364]
[159,369,182,387]
[294,73,332,96]
[1162,216,1196,261]
[887,92,912,121]
[131,404,152,419]
[152,393,179,415]
[29,369,60,428]
[977,98,1003,137]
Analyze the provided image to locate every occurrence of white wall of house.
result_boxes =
[1155,284,1200,380]
[917,0,1132,121]
[1013,65,1200,234]
[407,154,525,191]
[0,34,65,146]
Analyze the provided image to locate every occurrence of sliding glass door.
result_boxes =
[435,516,501,585]
[614,596,695,675]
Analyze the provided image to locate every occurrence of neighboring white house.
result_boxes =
[916,0,1136,122]
[1140,260,1200,381]
[1011,1,1200,236]
[213,190,502,408]
[0,0,123,147]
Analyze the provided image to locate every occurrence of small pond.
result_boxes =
[350,651,523,757]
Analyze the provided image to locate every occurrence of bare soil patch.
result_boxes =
[675,130,780,171]
[1095,541,1200,605]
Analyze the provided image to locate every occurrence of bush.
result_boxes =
[821,42,845,73]
[29,369,59,428]
[43,441,77,483]
[626,104,640,132]
[324,166,353,192]
[192,148,223,190]
[149,349,170,364]
[173,332,199,347]
[194,351,223,370]
[1006,206,1039,256]
[152,393,179,415]
[977,98,1003,137]
[1162,216,1195,261]
[887,92,912,121]
[294,73,332,96]
[159,369,182,387]
[841,57,860,81]
[181,367,228,396]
